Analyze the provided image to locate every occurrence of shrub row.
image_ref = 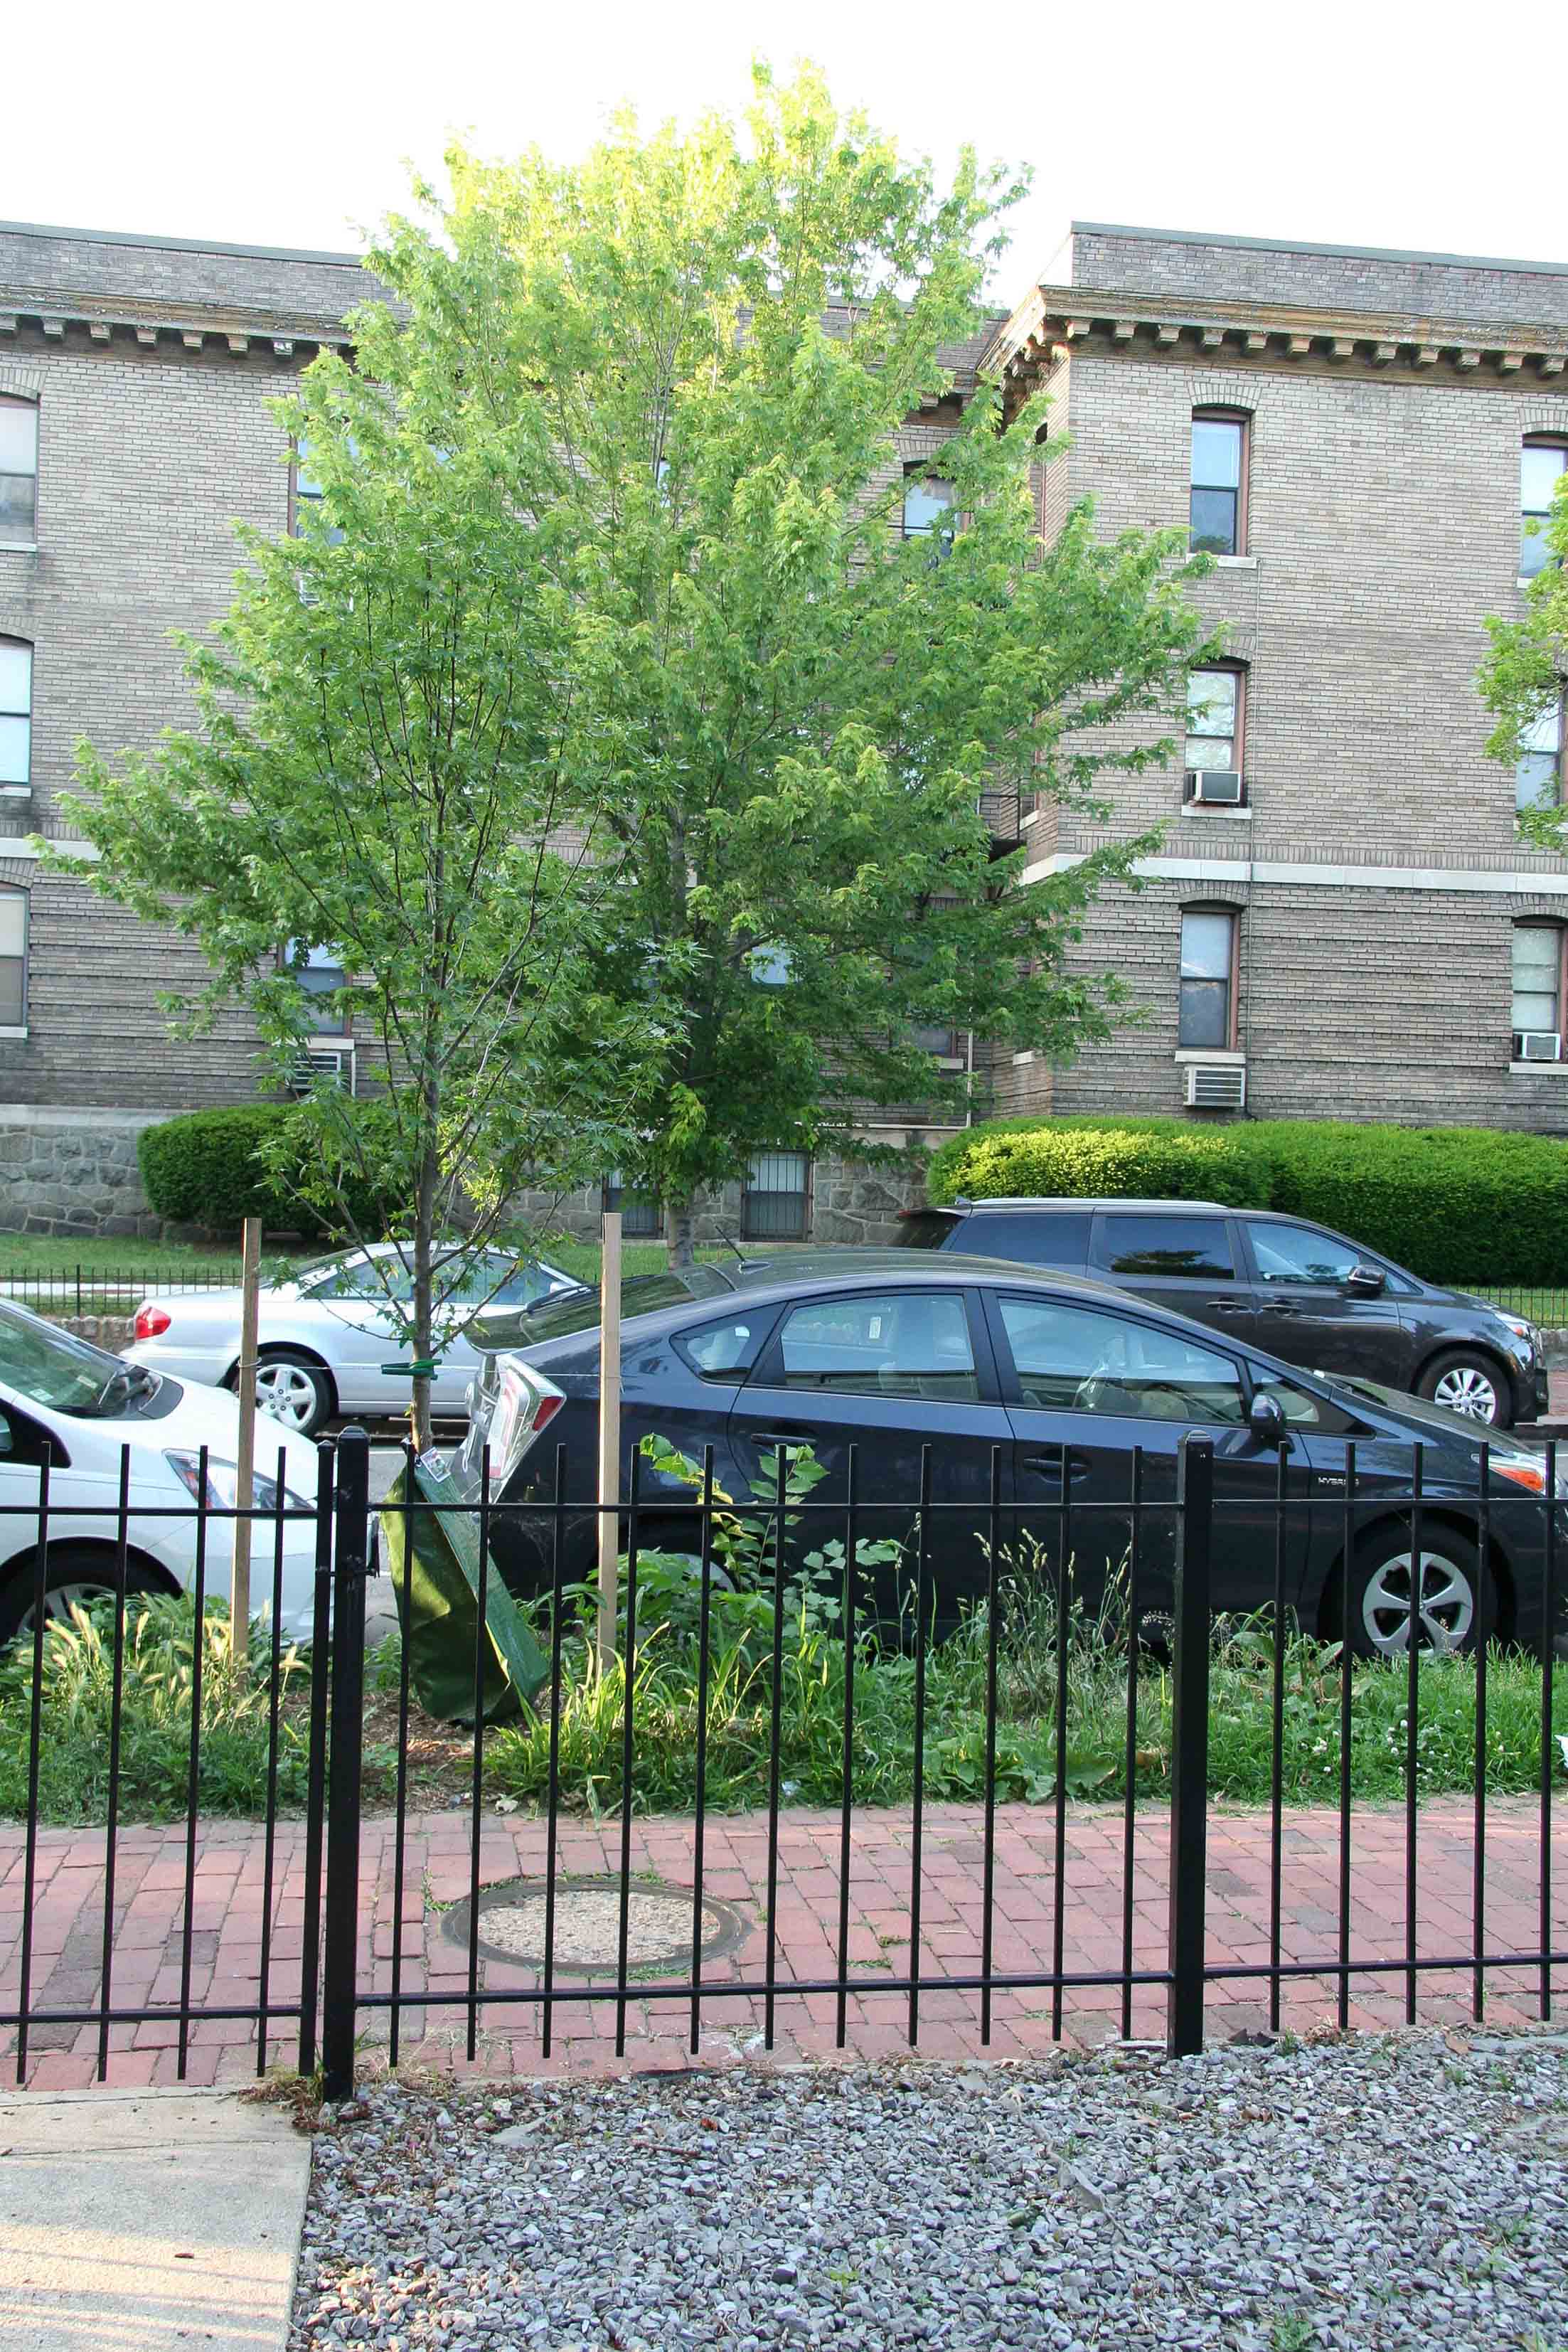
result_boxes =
[925,1114,1568,1287]
[137,1104,402,1240]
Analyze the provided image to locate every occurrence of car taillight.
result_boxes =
[134,1304,171,1340]
[486,1363,565,1484]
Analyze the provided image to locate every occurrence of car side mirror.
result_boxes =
[1345,1265,1385,1297]
[1249,1391,1289,1444]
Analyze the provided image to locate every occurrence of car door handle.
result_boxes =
[1023,1452,1092,1480]
[1205,1300,1248,1315]
[1261,1304,1303,1319]
[755,1428,818,1447]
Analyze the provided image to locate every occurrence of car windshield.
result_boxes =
[476,1266,735,1348]
[0,1298,137,1416]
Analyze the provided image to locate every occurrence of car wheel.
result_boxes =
[252,1350,333,1437]
[0,1550,167,1646]
[1345,1526,1493,1659]
[1417,1351,1510,1429]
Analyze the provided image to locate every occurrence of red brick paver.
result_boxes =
[1,1798,1563,2089]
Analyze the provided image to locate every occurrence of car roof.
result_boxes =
[944,1196,1238,1214]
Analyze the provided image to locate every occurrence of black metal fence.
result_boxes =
[1,1261,245,1315]
[1,1431,1564,2096]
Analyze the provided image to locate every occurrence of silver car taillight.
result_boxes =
[486,1359,565,1486]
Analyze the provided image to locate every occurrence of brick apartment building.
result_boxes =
[1,214,1567,1234]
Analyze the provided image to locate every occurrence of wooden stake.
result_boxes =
[596,1206,623,1673]
[230,1215,262,1657]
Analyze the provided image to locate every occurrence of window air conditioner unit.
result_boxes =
[287,1044,356,1097]
[1185,1061,1247,1109]
[1513,1029,1563,1062]
[1185,770,1245,807]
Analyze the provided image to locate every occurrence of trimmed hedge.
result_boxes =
[137,1105,401,1240]
[926,1114,1568,1287]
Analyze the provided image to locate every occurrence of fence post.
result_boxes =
[1166,1436,1213,2060]
[321,1427,371,2101]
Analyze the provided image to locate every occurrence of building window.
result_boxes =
[1190,410,1247,556]
[1517,702,1564,813]
[284,940,350,1034]
[0,638,31,793]
[604,1174,662,1238]
[741,1150,809,1241]
[0,398,38,546]
[0,889,26,1027]
[1520,440,1567,580]
[902,464,954,545]
[1178,908,1237,1050]
[1185,666,1244,777]
[912,1024,965,1062]
[1511,925,1567,1055]
[291,439,344,545]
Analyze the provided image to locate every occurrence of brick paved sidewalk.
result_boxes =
[2,1797,1563,2090]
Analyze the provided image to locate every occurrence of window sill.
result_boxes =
[1509,1058,1568,1075]
[1012,1049,1036,1066]
[1181,802,1253,820]
[1020,807,1043,828]
[1210,554,1258,570]
[0,1026,28,1041]
[1174,1048,1245,1065]
[0,786,31,801]
[0,543,38,556]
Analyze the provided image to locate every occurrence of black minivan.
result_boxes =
[895,1198,1549,1430]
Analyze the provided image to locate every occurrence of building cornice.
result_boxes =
[0,286,354,359]
[983,282,1568,405]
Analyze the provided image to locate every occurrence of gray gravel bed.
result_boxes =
[289,2031,1568,2351]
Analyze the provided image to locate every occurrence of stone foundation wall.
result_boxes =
[0,1106,164,1237]
[507,1151,929,1248]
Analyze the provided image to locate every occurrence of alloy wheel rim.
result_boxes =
[1362,1550,1476,1655]
[255,1363,319,1430]
[18,1582,112,1634]
[1431,1364,1499,1422]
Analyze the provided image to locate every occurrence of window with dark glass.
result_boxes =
[1511,924,1564,1048]
[673,1314,767,1380]
[605,1173,661,1238]
[1190,413,1247,555]
[1516,702,1563,812]
[1520,441,1567,580]
[0,639,31,792]
[284,940,350,1033]
[1248,1222,1360,1285]
[0,888,26,1026]
[902,464,954,544]
[959,1210,1092,1268]
[912,1023,964,1060]
[1095,1213,1235,1281]
[741,1150,809,1240]
[998,1294,1244,1421]
[1178,908,1236,1048]
[776,1289,978,1400]
[1185,667,1242,774]
[0,399,38,546]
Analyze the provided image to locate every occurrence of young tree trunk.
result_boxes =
[411,1133,439,1454]
[666,1201,697,1271]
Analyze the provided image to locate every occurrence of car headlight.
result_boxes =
[1493,1312,1542,1354]
[165,1452,314,1512]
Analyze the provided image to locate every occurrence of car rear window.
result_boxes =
[953,1210,1092,1268]
[892,1210,961,1250]
[1095,1213,1234,1280]
[476,1267,733,1348]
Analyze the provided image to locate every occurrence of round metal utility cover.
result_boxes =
[442,1873,750,1976]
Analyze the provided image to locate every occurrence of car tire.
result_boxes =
[1415,1350,1512,1430]
[249,1349,334,1438]
[0,1548,169,1646]
[1340,1524,1495,1660]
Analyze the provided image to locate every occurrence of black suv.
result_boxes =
[895,1198,1548,1430]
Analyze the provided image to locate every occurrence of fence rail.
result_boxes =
[0,1261,245,1314]
[0,1430,1564,2095]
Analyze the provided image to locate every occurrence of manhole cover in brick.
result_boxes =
[443,1874,749,1976]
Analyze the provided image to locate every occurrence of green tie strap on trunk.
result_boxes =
[378,1453,548,1723]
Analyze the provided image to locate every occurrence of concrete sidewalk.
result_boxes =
[0,2087,310,2352]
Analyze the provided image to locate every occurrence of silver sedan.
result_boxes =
[122,1242,580,1436]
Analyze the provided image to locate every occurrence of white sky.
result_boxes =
[6,0,1562,296]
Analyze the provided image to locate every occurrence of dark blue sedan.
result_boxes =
[452,1252,1566,1660]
